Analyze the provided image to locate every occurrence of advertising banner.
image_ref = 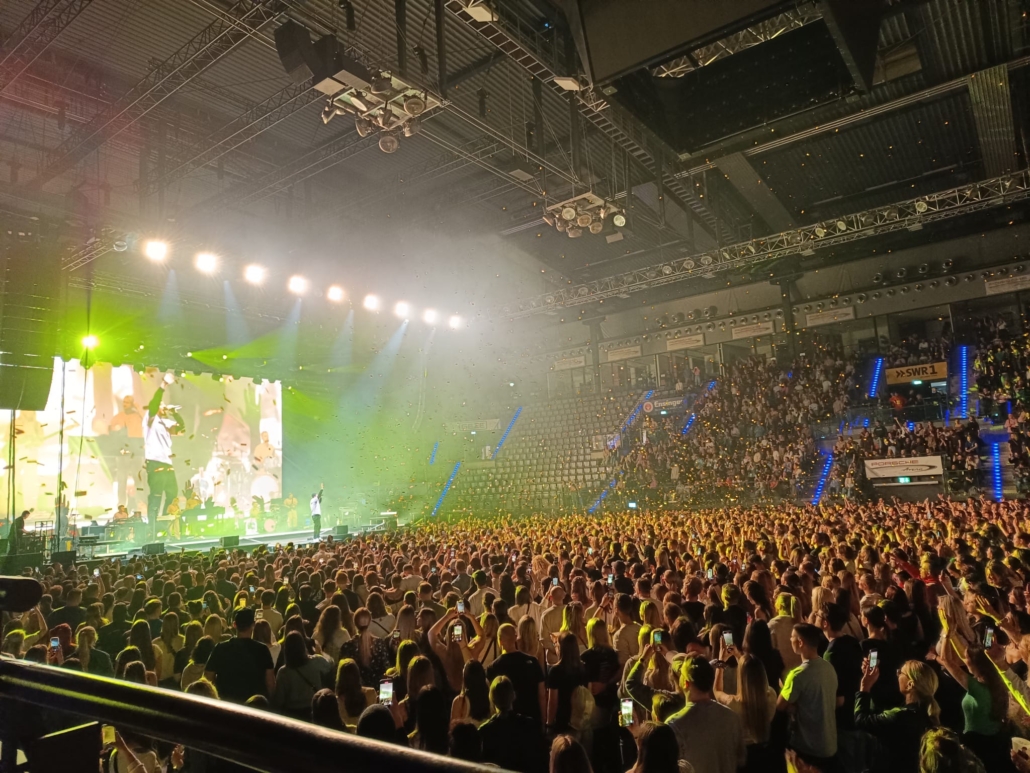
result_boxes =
[864,456,944,479]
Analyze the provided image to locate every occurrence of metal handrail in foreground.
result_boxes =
[0,660,493,773]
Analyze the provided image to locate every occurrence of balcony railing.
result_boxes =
[0,660,491,773]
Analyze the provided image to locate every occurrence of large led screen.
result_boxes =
[0,359,282,524]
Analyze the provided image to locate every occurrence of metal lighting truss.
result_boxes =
[141,80,322,197]
[443,0,733,243]
[499,170,1030,318]
[23,0,283,190]
[192,129,382,213]
[62,233,115,272]
[652,5,823,78]
[0,0,95,94]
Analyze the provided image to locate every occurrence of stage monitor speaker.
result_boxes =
[274,20,319,84]
[331,525,349,537]
[4,551,44,575]
[220,535,240,548]
[52,550,76,567]
[561,0,783,84]
[0,243,61,410]
[142,542,166,556]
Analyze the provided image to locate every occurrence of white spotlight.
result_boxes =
[448,315,462,330]
[423,308,438,325]
[195,252,219,274]
[363,294,380,311]
[144,240,168,262]
[394,301,410,318]
[287,275,309,295]
[244,264,266,285]
[327,285,345,302]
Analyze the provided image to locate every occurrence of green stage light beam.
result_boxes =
[158,270,182,324]
[329,309,354,371]
[338,320,408,417]
[275,299,302,372]
[223,281,251,347]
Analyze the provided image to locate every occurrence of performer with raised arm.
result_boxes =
[310,484,323,539]
[144,373,185,543]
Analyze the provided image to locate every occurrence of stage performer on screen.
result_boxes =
[144,373,185,543]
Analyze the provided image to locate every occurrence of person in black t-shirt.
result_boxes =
[480,676,547,773]
[818,602,864,733]
[487,623,545,723]
[204,608,274,703]
[546,632,587,734]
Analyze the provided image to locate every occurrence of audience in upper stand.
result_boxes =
[616,350,858,506]
[886,332,953,369]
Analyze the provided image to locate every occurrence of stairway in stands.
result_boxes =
[445,391,643,514]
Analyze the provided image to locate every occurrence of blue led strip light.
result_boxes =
[587,476,620,514]
[429,441,438,465]
[959,346,969,419]
[992,443,1003,502]
[868,357,884,399]
[811,454,835,506]
[491,407,523,460]
[682,380,717,435]
[619,390,654,435]
[431,462,461,517]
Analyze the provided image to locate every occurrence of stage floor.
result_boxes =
[89,516,416,559]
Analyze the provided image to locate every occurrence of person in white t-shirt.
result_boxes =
[143,374,184,542]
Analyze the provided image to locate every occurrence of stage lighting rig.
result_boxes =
[244,264,267,285]
[288,275,309,295]
[144,240,168,262]
[327,285,344,302]
[273,19,438,152]
[543,192,624,241]
[316,65,438,153]
[195,252,219,275]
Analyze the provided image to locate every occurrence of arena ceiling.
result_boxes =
[0,0,1029,324]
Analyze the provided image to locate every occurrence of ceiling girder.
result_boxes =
[20,0,283,191]
[968,64,1019,176]
[0,0,95,94]
[500,170,1030,318]
[443,0,735,244]
[141,81,322,198]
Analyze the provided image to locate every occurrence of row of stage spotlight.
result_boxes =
[142,240,463,328]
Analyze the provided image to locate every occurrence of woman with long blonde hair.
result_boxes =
[335,658,376,726]
[560,602,588,649]
[517,614,545,669]
[470,613,500,667]
[856,659,940,773]
[391,604,418,645]
[639,600,662,630]
[312,605,350,661]
[714,653,777,771]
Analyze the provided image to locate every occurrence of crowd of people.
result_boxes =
[823,418,983,500]
[885,332,953,369]
[9,495,1030,773]
[974,317,1030,421]
[614,348,857,506]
